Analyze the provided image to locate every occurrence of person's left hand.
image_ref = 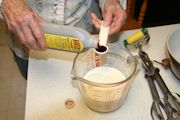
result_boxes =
[91,0,127,35]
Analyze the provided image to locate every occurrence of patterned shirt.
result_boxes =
[27,0,93,25]
[1,0,126,25]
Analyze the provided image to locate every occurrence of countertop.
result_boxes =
[25,24,180,120]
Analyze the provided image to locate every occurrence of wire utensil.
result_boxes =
[138,45,180,120]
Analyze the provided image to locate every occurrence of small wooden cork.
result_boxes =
[65,99,75,109]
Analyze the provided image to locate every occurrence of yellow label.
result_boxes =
[45,34,84,52]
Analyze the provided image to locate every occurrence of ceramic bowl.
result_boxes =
[167,28,180,80]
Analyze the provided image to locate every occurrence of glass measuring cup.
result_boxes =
[71,44,138,112]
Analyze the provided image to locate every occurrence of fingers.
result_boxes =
[103,8,114,27]
[108,22,122,35]
[91,12,102,29]
[103,9,121,35]
[18,14,45,50]
[29,15,46,50]
[108,11,126,35]
[101,0,127,34]
[10,13,45,50]
[15,24,31,49]
[21,23,39,50]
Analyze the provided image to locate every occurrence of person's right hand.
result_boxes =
[91,0,127,35]
[1,0,46,50]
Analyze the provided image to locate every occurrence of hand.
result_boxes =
[1,0,46,50]
[91,0,127,35]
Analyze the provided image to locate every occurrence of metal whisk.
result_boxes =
[138,45,180,120]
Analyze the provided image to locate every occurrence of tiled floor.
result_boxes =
[0,21,26,120]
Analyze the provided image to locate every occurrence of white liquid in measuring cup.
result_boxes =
[82,66,130,112]
[84,66,125,83]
